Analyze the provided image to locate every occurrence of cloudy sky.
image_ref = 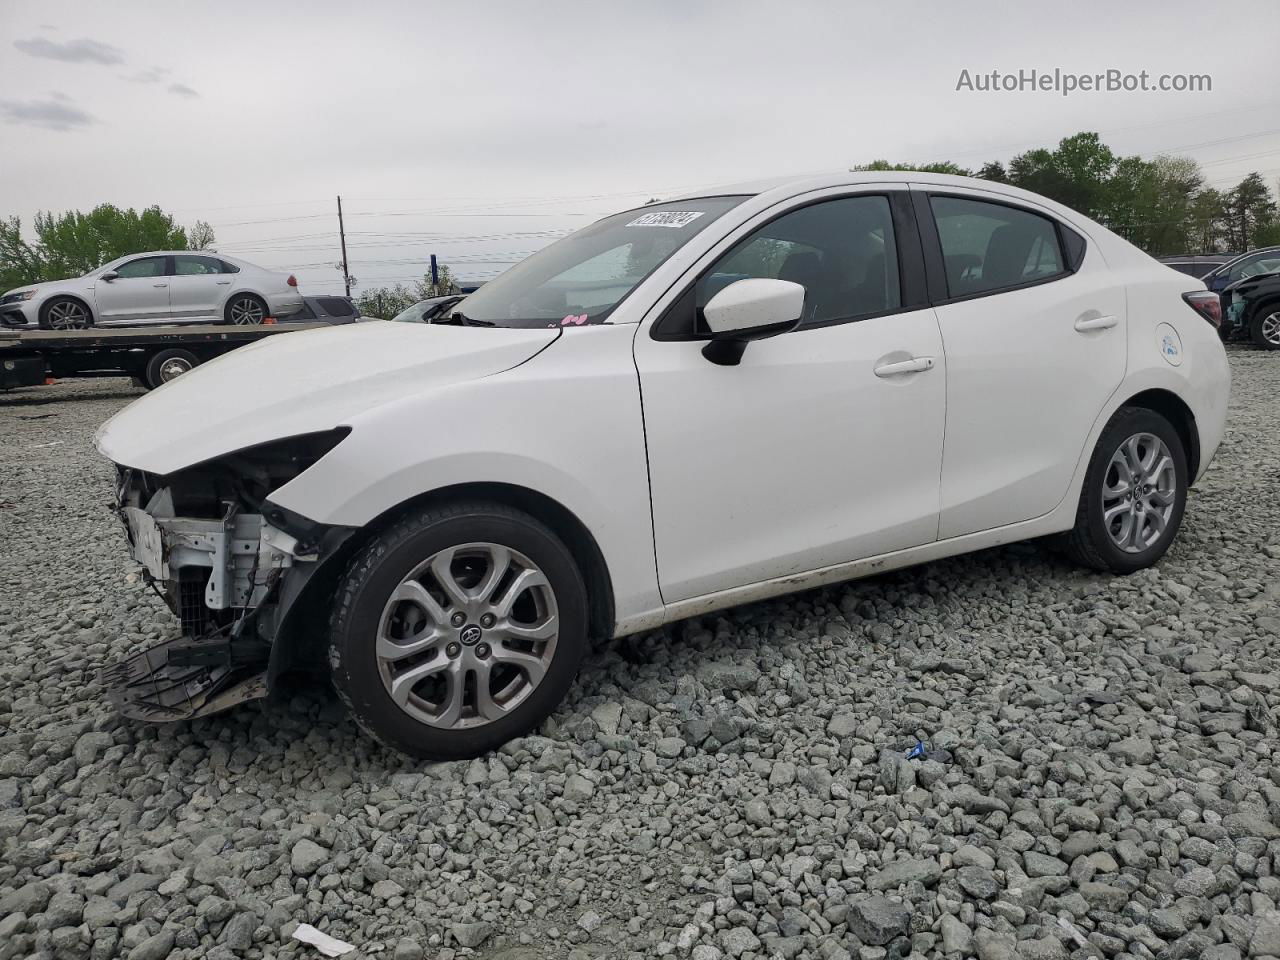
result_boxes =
[2,0,1278,293]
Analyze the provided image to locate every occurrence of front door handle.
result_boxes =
[152,283,168,288]
[1074,314,1117,332]
[874,356,935,378]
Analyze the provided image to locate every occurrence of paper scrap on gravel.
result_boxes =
[291,924,355,957]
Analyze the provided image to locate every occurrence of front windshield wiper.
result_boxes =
[439,310,495,327]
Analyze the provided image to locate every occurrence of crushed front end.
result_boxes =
[102,430,354,722]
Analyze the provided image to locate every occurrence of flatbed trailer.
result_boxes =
[0,323,329,391]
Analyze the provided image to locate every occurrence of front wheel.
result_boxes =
[328,502,589,759]
[1062,407,1188,574]
[41,297,93,330]
[1250,308,1280,350]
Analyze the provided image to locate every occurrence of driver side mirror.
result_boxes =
[700,278,805,366]
[100,271,118,282]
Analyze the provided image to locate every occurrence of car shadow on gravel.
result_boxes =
[0,388,142,407]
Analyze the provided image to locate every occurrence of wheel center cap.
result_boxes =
[459,624,483,646]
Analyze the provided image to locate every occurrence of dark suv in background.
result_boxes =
[1159,254,1233,279]
[289,295,362,324]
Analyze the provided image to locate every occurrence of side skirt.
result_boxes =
[640,507,1076,630]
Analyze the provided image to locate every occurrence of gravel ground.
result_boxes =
[1,349,1278,960]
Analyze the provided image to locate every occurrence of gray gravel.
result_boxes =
[1,348,1278,960]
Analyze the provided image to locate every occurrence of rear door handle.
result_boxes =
[152,283,168,288]
[1074,314,1117,332]
[874,356,935,378]
[215,280,231,285]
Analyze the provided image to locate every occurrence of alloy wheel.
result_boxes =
[229,297,265,324]
[375,542,559,729]
[47,301,90,329]
[1261,311,1280,347]
[1101,432,1177,553]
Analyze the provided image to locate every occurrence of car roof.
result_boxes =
[1218,246,1280,268]
[670,169,1042,200]
[664,169,1107,231]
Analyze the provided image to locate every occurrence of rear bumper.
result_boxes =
[266,293,304,318]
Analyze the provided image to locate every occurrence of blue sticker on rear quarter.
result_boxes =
[1156,322,1182,366]
[626,211,705,228]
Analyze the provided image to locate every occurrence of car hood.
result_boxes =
[1225,271,1280,294]
[96,321,559,475]
[2,278,78,298]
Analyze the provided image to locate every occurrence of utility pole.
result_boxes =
[337,195,351,297]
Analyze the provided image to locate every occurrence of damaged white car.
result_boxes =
[96,171,1230,759]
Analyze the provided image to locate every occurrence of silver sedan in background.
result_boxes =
[0,252,304,329]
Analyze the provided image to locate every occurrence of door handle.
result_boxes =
[153,283,168,288]
[874,356,935,378]
[215,280,231,285]
[1074,314,1117,332]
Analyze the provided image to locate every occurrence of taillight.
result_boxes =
[287,275,298,287]
[1182,290,1221,328]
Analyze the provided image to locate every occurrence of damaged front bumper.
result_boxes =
[102,460,348,722]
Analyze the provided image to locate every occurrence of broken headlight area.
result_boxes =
[102,430,351,723]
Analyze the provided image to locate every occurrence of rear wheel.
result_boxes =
[41,297,92,330]
[329,502,588,759]
[1062,407,1187,573]
[225,294,267,325]
[144,348,199,389]
[1250,308,1280,350]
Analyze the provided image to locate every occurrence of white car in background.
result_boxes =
[0,252,303,329]
[96,171,1230,759]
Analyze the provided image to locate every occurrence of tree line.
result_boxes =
[0,205,216,293]
[4,132,1276,302]
[858,131,1280,255]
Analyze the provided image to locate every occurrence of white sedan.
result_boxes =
[95,171,1230,759]
[0,252,303,329]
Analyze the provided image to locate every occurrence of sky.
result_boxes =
[1,0,1278,294]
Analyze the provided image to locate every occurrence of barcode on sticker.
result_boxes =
[626,211,705,229]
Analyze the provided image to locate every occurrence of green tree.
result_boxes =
[1226,173,1277,251]
[1007,132,1116,218]
[855,159,974,176]
[0,204,232,290]
[976,161,1009,183]
[1187,187,1230,253]
[0,217,43,293]
[355,264,460,319]
[33,204,189,279]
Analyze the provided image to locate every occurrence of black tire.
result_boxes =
[144,348,199,389]
[225,293,268,325]
[40,296,93,330]
[1249,306,1280,350]
[328,501,589,760]
[1062,407,1188,574]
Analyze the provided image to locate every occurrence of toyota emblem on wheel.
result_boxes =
[459,624,483,646]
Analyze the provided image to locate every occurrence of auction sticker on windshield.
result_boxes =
[626,210,705,228]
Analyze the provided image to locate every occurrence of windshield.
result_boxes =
[451,197,746,328]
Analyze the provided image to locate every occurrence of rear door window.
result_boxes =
[929,196,1066,298]
[174,255,225,275]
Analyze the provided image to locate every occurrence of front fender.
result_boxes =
[268,324,665,633]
